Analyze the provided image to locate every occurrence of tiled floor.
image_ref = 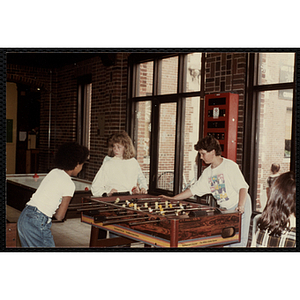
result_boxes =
[6,205,92,248]
[52,218,91,248]
[6,205,144,248]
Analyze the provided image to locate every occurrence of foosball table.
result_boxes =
[74,194,241,248]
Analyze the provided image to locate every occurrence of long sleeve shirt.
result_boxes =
[91,157,148,197]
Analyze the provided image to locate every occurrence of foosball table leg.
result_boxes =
[170,219,179,247]
[89,226,100,247]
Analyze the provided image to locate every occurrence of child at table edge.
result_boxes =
[17,142,89,247]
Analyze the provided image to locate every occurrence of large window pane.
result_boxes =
[257,53,295,85]
[77,83,92,149]
[130,53,204,195]
[184,53,201,92]
[134,101,151,188]
[157,102,177,191]
[182,97,200,192]
[158,56,178,95]
[256,89,293,212]
[134,61,153,97]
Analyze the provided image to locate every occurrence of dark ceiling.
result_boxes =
[6,52,117,68]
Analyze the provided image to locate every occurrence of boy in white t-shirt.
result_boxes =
[17,142,89,247]
[161,135,252,247]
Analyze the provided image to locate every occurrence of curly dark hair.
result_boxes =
[258,171,295,236]
[194,135,222,156]
[54,142,89,170]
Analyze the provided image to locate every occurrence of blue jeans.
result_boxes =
[17,205,55,247]
[224,194,252,248]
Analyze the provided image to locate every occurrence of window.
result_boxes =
[77,81,92,149]
[158,56,178,95]
[246,53,295,212]
[182,96,200,191]
[134,100,151,187]
[184,53,202,92]
[157,102,177,191]
[285,107,292,158]
[129,53,203,195]
[258,53,294,85]
[134,61,153,97]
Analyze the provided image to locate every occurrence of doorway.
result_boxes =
[15,84,41,174]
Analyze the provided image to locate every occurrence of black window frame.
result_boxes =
[127,53,205,195]
[77,74,92,149]
[243,52,296,212]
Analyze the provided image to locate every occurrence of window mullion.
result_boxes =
[174,54,186,194]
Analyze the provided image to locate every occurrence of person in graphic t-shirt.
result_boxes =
[161,135,252,247]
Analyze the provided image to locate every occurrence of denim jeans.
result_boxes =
[17,205,55,247]
[224,194,252,248]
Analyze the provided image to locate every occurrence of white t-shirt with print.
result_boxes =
[190,158,249,209]
[26,168,75,217]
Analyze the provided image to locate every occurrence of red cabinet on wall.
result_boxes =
[204,92,239,162]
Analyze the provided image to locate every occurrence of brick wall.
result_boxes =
[7,53,130,181]
[87,53,129,180]
[205,52,247,166]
